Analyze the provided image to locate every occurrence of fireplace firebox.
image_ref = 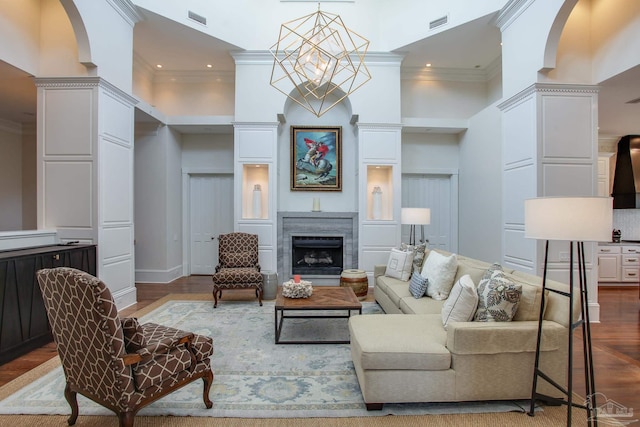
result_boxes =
[292,236,343,276]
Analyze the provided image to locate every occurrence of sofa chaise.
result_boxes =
[348,249,576,410]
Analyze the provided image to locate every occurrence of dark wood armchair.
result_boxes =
[211,232,263,308]
[36,267,214,427]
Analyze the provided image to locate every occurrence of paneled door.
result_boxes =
[189,174,234,275]
[401,174,458,252]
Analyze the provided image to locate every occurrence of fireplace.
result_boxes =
[292,236,343,276]
[278,212,358,285]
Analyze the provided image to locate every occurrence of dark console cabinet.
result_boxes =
[0,244,96,364]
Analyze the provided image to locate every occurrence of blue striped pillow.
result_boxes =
[409,271,429,298]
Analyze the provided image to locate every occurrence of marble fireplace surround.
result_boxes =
[277,212,358,286]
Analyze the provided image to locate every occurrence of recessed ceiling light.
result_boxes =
[156,64,163,69]
[207,64,213,68]
[426,63,432,67]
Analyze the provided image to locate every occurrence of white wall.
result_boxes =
[278,99,358,213]
[401,133,459,172]
[591,0,640,84]
[134,124,184,282]
[0,0,41,75]
[39,0,87,78]
[458,103,503,262]
[22,125,37,229]
[152,79,235,116]
[401,78,489,119]
[181,133,234,169]
[0,124,23,231]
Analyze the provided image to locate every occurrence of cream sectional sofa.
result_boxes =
[348,249,575,410]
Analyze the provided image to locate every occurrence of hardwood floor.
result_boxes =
[1,277,638,417]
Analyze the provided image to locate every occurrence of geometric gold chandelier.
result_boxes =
[270,6,371,117]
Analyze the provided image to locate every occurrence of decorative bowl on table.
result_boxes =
[282,279,313,298]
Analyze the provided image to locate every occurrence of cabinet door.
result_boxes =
[598,255,621,282]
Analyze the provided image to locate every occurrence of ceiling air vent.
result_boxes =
[429,15,448,30]
[188,11,207,26]
[626,96,640,104]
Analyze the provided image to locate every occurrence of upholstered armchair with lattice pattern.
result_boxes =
[36,267,214,427]
[211,232,263,308]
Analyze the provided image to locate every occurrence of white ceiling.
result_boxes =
[0,6,638,140]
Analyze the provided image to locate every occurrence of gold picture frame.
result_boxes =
[290,126,342,191]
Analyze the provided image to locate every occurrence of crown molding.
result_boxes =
[494,0,535,31]
[34,77,139,106]
[498,82,600,111]
[106,0,142,27]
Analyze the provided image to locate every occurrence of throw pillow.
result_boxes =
[481,262,503,281]
[441,275,478,329]
[385,248,415,281]
[474,270,522,322]
[400,242,427,273]
[420,251,458,300]
[409,271,429,298]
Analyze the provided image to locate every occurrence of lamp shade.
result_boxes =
[524,197,613,242]
[401,208,431,225]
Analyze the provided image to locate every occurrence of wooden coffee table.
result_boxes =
[274,286,362,344]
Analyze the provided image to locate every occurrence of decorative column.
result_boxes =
[499,83,600,320]
[35,77,137,308]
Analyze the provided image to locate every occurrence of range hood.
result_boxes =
[611,135,640,209]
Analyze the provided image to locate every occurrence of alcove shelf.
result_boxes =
[241,163,269,220]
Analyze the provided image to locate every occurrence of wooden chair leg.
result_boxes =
[118,411,135,427]
[212,287,218,308]
[64,383,79,426]
[202,369,214,409]
[257,287,263,306]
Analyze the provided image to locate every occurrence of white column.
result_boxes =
[36,77,137,309]
[234,122,279,274]
[499,83,600,320]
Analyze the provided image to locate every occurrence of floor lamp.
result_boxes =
[524,196,613,427]
[400,208,431,246]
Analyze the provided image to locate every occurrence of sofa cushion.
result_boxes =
[474,270,522,322]
[504,271,545,321]
[441,275,478,329]
[421,251,458,300]
[399,295,446,314]
[375,275,412,308]
[409,271,429,298]
[349,314,450,371]
[385,248,414,281]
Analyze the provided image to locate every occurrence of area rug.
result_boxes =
[0,296,533,419]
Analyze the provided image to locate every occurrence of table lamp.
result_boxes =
[401,208,431,246]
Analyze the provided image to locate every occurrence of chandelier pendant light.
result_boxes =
[270,5,371,117]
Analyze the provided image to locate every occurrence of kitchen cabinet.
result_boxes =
[598,244,640,285]
[0,244,96,364]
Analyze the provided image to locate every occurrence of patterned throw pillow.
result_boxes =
[400,242,427,273]
[420,251,458,300]
[220,251,258,268]
[441,275,478,328]
[474,270,522,322]
[409,271,429,298]
[385,248,415,281]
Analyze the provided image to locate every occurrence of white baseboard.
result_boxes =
[135,266,183,284]
[113,286,137,310]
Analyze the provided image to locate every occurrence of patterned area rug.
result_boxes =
[0,298,531,418]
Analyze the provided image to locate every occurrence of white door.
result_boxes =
[401,174,457,252]
[189,174,234,274]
